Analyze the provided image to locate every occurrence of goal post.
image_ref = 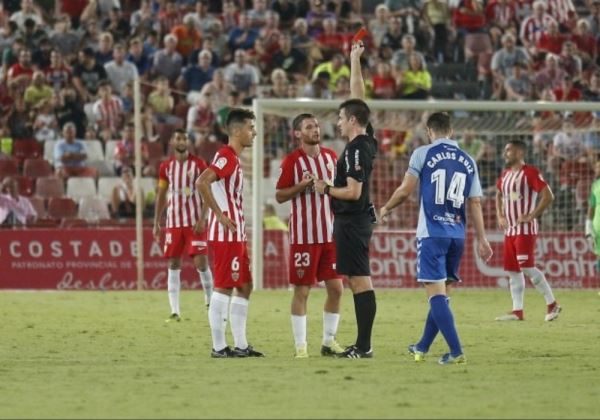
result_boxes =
[251,99,600,290]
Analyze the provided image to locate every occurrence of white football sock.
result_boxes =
[508,272,525,311]
[230,296,249,350]
[198,268,213,306]
[167,269,181,315]
[522,267,555,304]
[322,312,340,346]
[208,292,230,351]
[291,314,307,348]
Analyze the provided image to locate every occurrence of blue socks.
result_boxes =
[416,309,439,352]
[428,294,463,357]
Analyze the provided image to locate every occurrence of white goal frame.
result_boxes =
[251,99,600,289]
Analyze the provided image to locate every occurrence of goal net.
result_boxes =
[249,99,600,290]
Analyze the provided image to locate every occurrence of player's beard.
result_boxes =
[175,145,188,154]
[303,135,320,146]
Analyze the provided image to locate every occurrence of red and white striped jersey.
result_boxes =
[546,0,576,25]
[519,14,557,45]
[158,154,208,228]
[92,96,123,133]
[276,147,337,245]
[207,145,246,242]
[496,165,548,236]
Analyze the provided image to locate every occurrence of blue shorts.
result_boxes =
[416,237,464,283]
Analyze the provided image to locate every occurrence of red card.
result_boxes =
[352,27,368,43]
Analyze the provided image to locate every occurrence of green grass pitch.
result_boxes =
[1,289,599,419]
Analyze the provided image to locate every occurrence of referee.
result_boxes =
[315,42,377,359]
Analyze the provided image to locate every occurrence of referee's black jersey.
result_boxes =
[332,124,377,216]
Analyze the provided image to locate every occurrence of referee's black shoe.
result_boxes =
[338,345,373,359]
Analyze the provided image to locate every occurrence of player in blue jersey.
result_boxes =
[379,112,493,365]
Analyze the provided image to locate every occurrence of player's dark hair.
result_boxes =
[226,108,255,129]
[508,139,527,151]
[292,113,316,131]
[426,112,452,135]
[339,99,370,127]
[171,128,187,138]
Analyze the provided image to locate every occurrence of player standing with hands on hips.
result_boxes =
[379,112,493,364]
[153,129,213,322]
[314,40,378,359]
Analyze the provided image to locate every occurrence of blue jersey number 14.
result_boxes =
[431,169,466,208]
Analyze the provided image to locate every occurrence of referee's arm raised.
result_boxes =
[349,42,366,100]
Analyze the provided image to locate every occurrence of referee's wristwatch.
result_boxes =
[324,185,331,195]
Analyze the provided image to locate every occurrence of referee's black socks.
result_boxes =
[353,290,376,352]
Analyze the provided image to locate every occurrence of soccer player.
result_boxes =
[153,129,214,322]
[495,140,561,322]
[585,161,600,273]
[314,42,378,359]
[275,113,345,358]
[196,108,264,358]
[379,112,493,365]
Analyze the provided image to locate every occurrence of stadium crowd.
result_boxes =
[0,0,599,229]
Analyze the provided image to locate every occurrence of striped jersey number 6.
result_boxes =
[431,169,466,208]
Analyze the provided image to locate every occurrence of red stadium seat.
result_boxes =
[35,176,65,199]
[28,196,46,219]
[147,141,165,161]
[47,197,78,220]
[14,175,35,196]
[0,159,19,180]
[12,139,43,164]
[23,158,53,178]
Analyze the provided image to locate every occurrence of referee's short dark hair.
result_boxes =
[226,108,255,129]
[426,112,452,136]
[292,113,316,131]
[339,99,370,127]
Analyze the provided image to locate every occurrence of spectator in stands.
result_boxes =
[504,62,534,101]
[553,75,582,102]
[152,34,183,85]
[206,20,230,64]
[171,14,202,61]
[102,6,130,42]
[397,52,432,99]
[263,202,288,230]
[44,49,71,92]
[582,72,600,102]
[546,0,578,32]
[490,32,530,99]
[92,80,124,142]
[220,0,240,32]
[96,32,114,66]
[186,93,215,142]
[21,17,45,51]
[223,49,260,101]
[311,52,349,90]
[558,41,583,82]
[519,0,557,56]
[372,61,396,99]
[535,19,567,56]
[315,17,345,60]
[572,18,597,68]
[6,96,32,139]
[49,15,79,61]
[533,53,566,96]
[111,165,139,218]
[228,12,259,53]
[332,74,350,99]
[272,32,309,82]
[31,36,52,71]
[159,0,184,36]
[9,0,43,30]
[550,113,587,174]
[379,17,405,62]
[301,70,332,98]
[306,0,335,37]
[113,123,153,176]
[72,47,108,103]
[475,140,500,196]
[144,76,181,140]
[179,48,215,103]
[0,176,37,226]
[485,0,518,49]
[104,43,138,96]
[199,68,234,113]
[458,130,483,158]
[291,18,315,60]
[7,47,33,91]
[130,0,159,36]
[586,0,600,36]
[248,0,269,28]
[185,0,219,37]
[33,98,58,142]
[55,87,87,139]
[369,5,390,50]
[54,121,88,178]
[422,0,451,63]
[271,0,301,29]
[264,68,289,98]
[127,37,151,78]
[247,36,273,77]
[391,34,426,72]
[24,70,53,108]
[258,10,281,52]
[79,19,101,51]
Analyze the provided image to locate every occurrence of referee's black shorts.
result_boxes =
[333,214,373,276]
